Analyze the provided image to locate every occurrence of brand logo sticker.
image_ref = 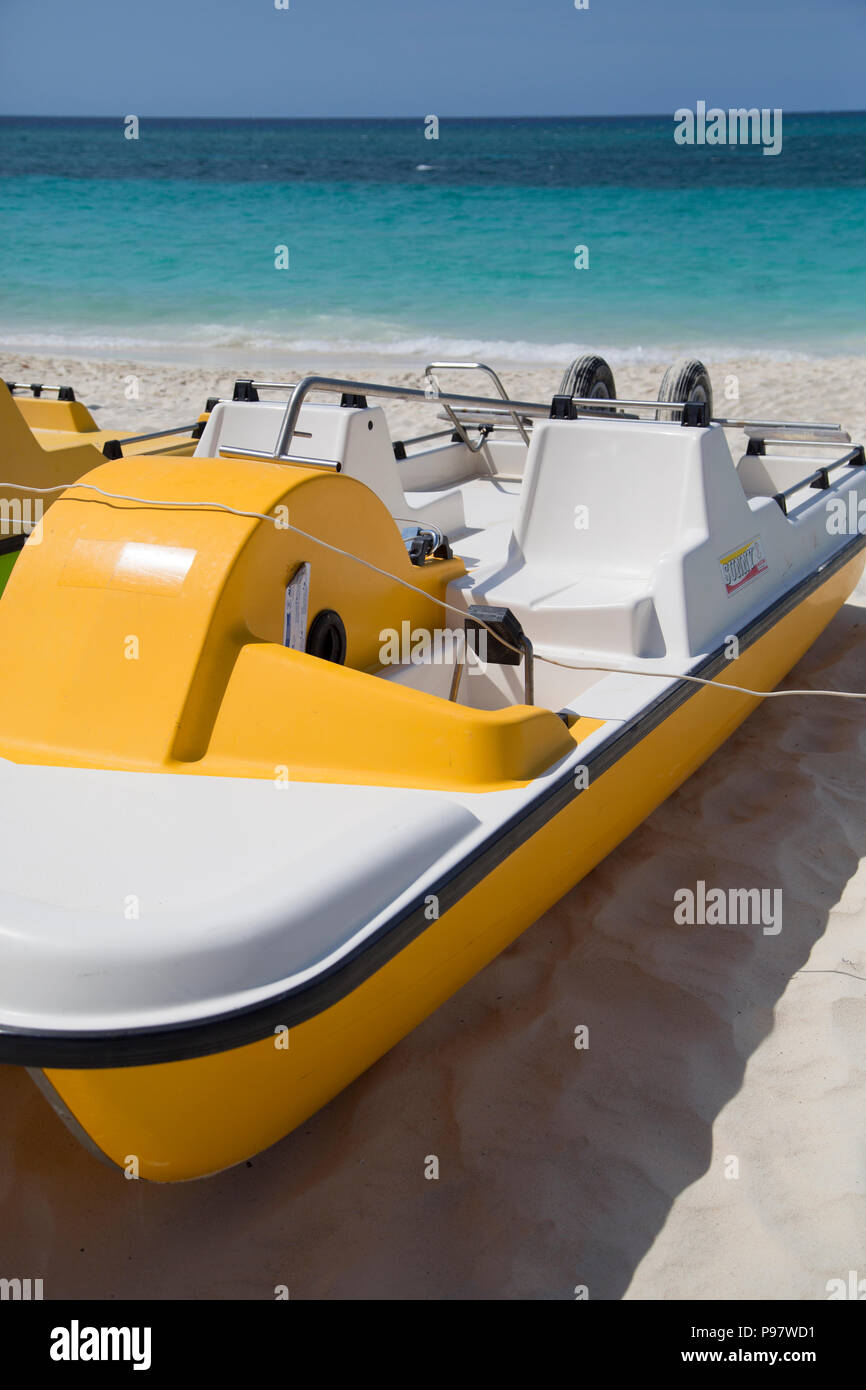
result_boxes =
[720,537,768,595]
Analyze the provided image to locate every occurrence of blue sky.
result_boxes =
[0,0,863,118]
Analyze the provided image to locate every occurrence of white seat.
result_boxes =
[195,400,410,513]
[456,417,775,660]
[196,400,476,533]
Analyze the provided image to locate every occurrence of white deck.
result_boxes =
[197,396,866,712]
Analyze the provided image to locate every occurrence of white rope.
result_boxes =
[535,657,866,701]
[7,478,866,702]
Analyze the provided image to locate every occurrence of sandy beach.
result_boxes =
[0,348,864,1300]
[5,349,866,457]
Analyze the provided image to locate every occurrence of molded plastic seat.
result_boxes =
[457,416,783,660]
[196,400,473,531]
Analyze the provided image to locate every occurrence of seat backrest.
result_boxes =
[195,400,409,516]
[0,382,108,535]
[13,395,99,433]
[513,416,707,576]
[735,451,818,500]
[509,416,787,657]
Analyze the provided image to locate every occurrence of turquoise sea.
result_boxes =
[1,114,865,363]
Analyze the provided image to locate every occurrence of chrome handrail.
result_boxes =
[271,377,557,460]
[4,381,76,400]
[394,427,456,450]
[218,445,340,470]
[218,374,854,467]
[101,422,202,458]
[425,361,530,445]
[717,419,848,439]
[768,445,865,515]
[269,376,697,461]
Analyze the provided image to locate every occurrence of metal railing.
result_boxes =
[101,422,203,459]
[267,377,549,459]
[206,378,860,473]
[730,419,863,514]
[4,380,76,401]
[438,407,532,431]
[258,377,696,461]
[770,446,865,515]
[425,362,531,445]
[718,419,849,440]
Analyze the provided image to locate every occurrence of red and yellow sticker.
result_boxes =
[720,536,768,595]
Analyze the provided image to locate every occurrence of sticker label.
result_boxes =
[283,562,310,649]
[720,537,767,595]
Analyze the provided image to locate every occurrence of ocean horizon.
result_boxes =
[2,113,865,365]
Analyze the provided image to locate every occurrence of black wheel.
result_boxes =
[657,357,713,422]
[306,609,347,664]
[558,354,616,409]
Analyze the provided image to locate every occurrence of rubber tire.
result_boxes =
[657,357,713,421]
[558,354,616,406]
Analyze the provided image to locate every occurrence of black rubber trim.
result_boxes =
[0,533,28,557]
[2,531,864,1070]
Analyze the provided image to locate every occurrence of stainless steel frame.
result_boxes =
[258,377,691,461]
[741,422,866,515]
[101,422,202,458]
[718,419,849,439]
[205,377,854,471]
[4,381,72,397]
[425,362,531,445]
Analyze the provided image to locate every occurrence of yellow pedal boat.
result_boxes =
[0,365,863,1181]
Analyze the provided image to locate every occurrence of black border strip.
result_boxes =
[0,533,28,556]
[2,531,864,1069]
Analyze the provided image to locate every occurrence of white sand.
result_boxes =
[0,348,864,1299]
[4,348,866,453]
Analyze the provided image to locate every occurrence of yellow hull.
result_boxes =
[40,549,864,1181]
